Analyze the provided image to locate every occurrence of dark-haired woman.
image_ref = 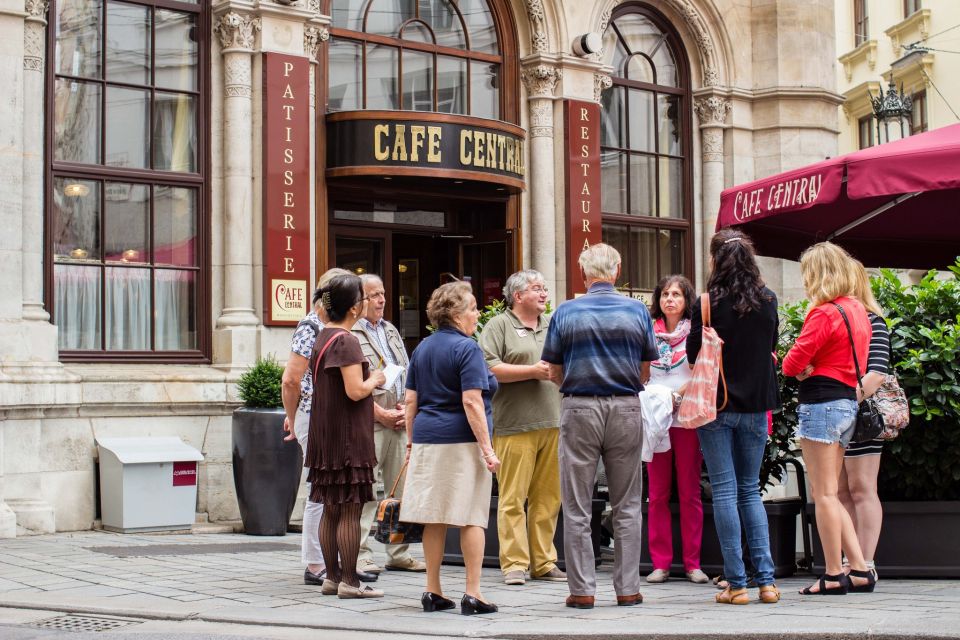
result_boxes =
[645,275,708,585]
[687,230,781,605]
[307,273,387,599]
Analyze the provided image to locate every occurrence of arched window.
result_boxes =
[599,5,692,298]
[328,0,503,119]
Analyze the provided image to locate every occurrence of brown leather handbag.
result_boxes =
[374,460,424,545]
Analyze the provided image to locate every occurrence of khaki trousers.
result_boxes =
[494,427,561,577]
[559,395,644,597]
[358,424,411,564]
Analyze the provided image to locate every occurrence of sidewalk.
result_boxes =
[0,531,957,638]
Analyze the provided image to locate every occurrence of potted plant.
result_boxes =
[806,264,960,577]
[232,356,303,536]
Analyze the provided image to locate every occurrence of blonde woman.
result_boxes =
[783,242,876,595]
[839,260,890,582]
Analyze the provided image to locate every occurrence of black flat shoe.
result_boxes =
[799,573,849,595]
[357,570,379,583]
[848,569,877,593]
[421,591,455,612]
[304,568,327,585]
[461,594,498,615]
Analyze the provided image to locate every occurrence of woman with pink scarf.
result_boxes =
[644,275,708,584]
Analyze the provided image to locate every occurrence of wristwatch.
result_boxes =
[671,391,683,410]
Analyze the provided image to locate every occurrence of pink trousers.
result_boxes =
[647,427,704,571]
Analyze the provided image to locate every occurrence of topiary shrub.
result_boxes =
[236,356,285,409]
[872,263,960,501]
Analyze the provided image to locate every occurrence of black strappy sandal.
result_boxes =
[848,569,877,593]
[799,573,849,595]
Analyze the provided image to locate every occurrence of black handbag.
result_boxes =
[374,460,424,545]
[833,303,885,444]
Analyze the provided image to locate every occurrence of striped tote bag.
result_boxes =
[677,293,728,429]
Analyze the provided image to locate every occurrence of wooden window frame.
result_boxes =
[910,90,928,135]
[904,0,921,18]
[854,0,869,47]
[327,0,509,118]
[599,2,694,295]
[858,115,875,149]
[45,0,211,363]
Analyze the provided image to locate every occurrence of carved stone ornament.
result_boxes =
[526,0,548,54]
[214,11,262,51]
[306,0,321,14]
[694,96,730,128]
[521,64,560,99]
[701,127,723,163]
[593,73,612,103]
[25,0,48,18]
[303,25,329,60]
[224,54,252,98]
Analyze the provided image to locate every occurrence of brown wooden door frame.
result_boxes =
[328,225,393,320]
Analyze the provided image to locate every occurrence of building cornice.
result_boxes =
[694,86,845,106]
[840,80,882,120]
[838,39,877,82]
[885,8,931,57]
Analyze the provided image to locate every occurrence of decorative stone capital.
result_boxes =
[701,127,723,163]
[24,0,48,19]
[214,11,261,52]
[521,64,561,99]
[303,25,329,60]
[593,73,613,103]
[694,96,730,128]
[306,0,321,15]
[526,0,547,54]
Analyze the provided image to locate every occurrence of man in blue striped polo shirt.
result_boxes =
[541,242,658,609]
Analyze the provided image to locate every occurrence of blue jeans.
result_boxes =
[697,411,775,589]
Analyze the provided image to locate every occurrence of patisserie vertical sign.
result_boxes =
[263,53,310,325]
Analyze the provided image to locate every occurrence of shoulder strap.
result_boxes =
[387,459,409,499]
[832,303,865,391]
[311,329,348,382]
[700,293,728,411]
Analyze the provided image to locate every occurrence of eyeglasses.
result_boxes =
[528,286,549,294]
[364,292,386,300]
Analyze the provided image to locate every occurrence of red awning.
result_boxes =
[716,123,960,269]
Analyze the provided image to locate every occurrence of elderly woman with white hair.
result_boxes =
[478,270,565,586]
[542,243,659,609]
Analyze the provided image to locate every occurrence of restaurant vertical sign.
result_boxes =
[564,100,602,297]
[263,53,310,326]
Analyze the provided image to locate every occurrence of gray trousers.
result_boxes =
[559,395,644,597]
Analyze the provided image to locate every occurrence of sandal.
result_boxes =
[848,569,877,593]
[715,586,749,605]
[758,584,780,603]
[799,573,849,595]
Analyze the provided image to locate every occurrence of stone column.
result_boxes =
[21,0,48,323]
[214,11,261,331]
[0,0,27,539]
[521,63,561,297]
[694,96,730,286]
[304,21,329,282]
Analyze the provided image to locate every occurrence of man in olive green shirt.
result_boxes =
[479,270,564,585]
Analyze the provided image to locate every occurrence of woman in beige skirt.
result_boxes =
[401,281,502,615]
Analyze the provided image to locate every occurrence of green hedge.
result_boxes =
[236,356,285,409]
[773,262,960,501]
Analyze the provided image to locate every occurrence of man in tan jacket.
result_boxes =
[353,274,426,574]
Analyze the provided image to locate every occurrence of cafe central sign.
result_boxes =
[326,112,526,191]
[262,53,310,326]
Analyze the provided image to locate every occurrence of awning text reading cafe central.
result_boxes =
[720,164,845,227]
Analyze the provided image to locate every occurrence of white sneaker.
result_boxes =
[646,569,670,583]
[357,559,383,574]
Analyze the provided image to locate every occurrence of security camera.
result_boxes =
[572,32,602,57]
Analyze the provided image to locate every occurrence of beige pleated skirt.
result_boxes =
[399,442,492,527]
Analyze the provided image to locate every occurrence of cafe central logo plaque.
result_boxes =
[263,53,310,326]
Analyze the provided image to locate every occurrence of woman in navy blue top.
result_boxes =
[400,281,501,616]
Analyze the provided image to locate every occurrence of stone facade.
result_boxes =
[0,0,842,536]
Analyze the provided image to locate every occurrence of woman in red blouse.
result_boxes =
[783,242,876,596]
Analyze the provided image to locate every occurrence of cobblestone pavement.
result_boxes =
[0,531,957,638]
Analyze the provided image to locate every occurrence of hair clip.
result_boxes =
[723,236,743,244]
[321,291,333,310]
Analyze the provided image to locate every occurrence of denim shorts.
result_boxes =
[796,399,858,447]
